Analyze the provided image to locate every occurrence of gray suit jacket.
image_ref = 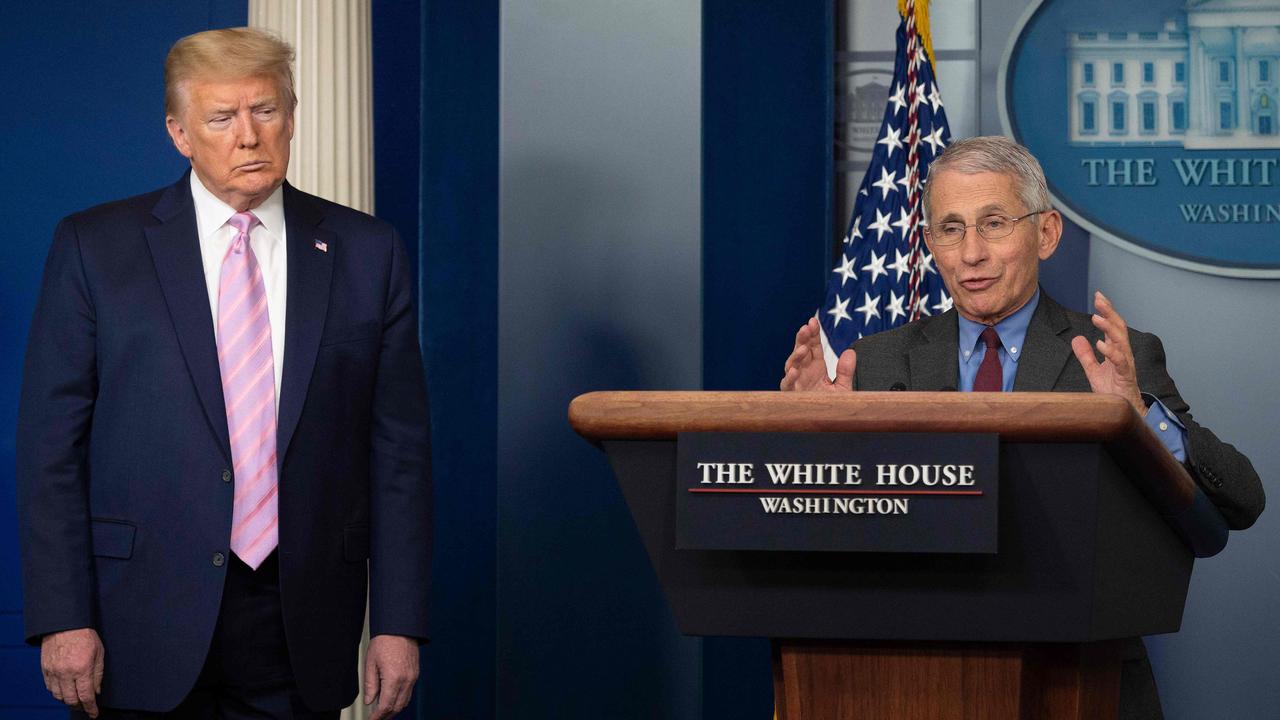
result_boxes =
[849,289,1265,719]
[852,290,1262,528]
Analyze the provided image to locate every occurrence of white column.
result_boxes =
[1188,29,1202,134]
[1234,28,1249,135]
[1199,34,1211,133]
[249,0,375,214]
[246,8,376,720]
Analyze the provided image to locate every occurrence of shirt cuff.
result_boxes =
[1142,394,1187,462]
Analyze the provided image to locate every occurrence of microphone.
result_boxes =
[889,382,907,391]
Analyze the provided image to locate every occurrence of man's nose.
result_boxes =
[957,226,987,265]
[235,114,260,147]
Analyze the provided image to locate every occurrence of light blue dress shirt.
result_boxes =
[957,289,1040,393]
[956,289,1187,461]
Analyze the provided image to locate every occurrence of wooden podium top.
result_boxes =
[569,390,1196,513]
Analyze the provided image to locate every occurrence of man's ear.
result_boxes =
[921,214,936,256]
[1037,209,1063,261]
[166,115,193,159]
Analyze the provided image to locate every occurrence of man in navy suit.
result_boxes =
[17,28,432,719]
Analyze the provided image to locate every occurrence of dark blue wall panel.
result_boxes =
[413,1,499,717]
[701,2,834,717]
[702,0,834,390]
[374,0,423,288]
[371,2,428,718]
[0,1,246,712]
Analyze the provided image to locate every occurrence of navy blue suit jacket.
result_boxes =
[17,174,432,712]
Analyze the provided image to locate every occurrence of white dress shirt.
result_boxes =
[190,172,288,413]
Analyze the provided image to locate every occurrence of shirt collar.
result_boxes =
[958,288,1040,365]
[189,171,286,242]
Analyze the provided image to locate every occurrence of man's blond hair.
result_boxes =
[165,27,297,116]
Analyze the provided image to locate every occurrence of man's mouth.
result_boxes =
[236,161,268,172]
[960,277,997,291]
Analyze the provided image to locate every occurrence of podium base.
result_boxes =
[771,639,1121,720]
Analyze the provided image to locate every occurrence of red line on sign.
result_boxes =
[688,488,983,496]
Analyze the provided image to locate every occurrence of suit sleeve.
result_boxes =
[16,217,99,643]
[367,228,433,640]
[1132,330,1264,530]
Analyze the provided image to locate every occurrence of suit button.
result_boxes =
[221,469,232,483]
[212,552,226,567]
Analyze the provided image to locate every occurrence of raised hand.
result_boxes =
[1070,290,1146,416]
[780,317,856,392]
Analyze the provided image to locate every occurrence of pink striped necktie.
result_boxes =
[217,211,278,570]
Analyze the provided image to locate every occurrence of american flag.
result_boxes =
[819,0,952,374]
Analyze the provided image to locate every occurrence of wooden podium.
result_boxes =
[569,391,1226,720]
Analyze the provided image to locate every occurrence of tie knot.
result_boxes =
[980,326,1001,350]
[227,211,259,236]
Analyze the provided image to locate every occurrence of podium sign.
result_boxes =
[676,431,999,553]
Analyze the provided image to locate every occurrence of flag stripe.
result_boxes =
[818,0,952,373]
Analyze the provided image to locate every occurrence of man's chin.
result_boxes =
[230,179,284,204]
[955,301,1003,325]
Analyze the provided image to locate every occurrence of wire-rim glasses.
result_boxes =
[923,210,1048,246]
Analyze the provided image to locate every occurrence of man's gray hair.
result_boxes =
[921,135,1052,222]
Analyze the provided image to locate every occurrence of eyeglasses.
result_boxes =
[923,211,1048,246]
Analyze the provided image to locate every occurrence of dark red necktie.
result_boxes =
[973,327,1003,392]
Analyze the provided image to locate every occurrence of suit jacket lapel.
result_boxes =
[1013,291,1075,392]
[908,310,961,390]
[145,174,231,464]
[277,184,335,470]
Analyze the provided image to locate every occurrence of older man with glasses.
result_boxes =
[780,135,1263,720]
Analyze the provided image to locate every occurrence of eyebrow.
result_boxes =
[206,98,279,115]
[937,203,1013,222]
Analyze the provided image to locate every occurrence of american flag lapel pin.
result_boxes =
[314,239,328,253]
